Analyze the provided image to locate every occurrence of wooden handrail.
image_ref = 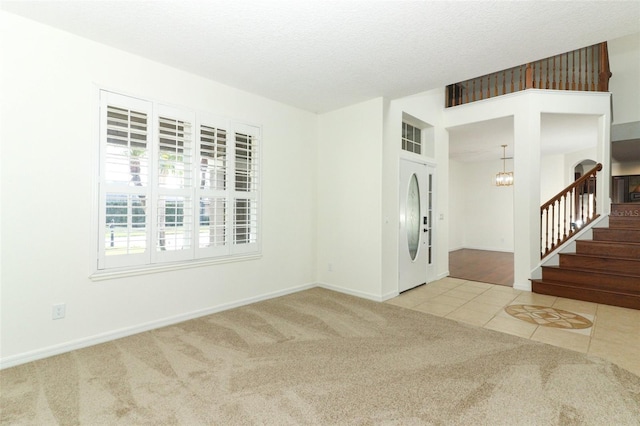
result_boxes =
[540,163,602,258]
[446,42,611,107]
[541,163,602,211]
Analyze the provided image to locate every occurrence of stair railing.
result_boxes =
[540,163,602,259]
[446,42,611,107]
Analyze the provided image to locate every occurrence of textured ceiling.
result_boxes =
[2,0,639,114]
[3,1,639,164]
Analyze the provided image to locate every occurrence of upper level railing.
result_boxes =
[446,42,611,107]
[540,163,602,259]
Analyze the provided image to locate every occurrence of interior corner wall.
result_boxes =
[316,98,384,300]
[608,32,640,125]
[0,12,318,367]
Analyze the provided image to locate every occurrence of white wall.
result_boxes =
[458,161,515,252]
[448,156,515,253]
[609,32,640,125]
[609,34,639,179]
[316,98,384,300]
[316,89,449,301]
[448,160,465,251]
[0,12,318,367]
[540,154,565,203]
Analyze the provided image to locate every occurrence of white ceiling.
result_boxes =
[2,0,639,163]
[2,0,639,115]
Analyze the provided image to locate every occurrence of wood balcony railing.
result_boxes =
[540,163,602,259]
[446,42,611,107]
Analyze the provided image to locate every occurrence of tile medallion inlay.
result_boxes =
[504,305,593,329]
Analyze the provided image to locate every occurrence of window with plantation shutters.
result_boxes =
[97,90,261,272]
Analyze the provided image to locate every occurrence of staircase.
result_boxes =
[531,203,640,310]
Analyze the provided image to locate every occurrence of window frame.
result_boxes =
[92,89,262,279]
[401,121,423,155]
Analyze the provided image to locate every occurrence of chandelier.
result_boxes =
[495,144,513,186]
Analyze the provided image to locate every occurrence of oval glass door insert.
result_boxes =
[407,173,420,261]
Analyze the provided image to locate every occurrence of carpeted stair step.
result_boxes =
[575,240,640,258]
[531,278,640,310]
[540,265,640,294]
[592,228,640,243]
[559,253,640,275]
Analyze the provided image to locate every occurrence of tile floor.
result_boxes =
[386,277,640,377]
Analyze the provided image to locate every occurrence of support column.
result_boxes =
[513,102,541,291]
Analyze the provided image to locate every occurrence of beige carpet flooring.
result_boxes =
[1,288,639,425]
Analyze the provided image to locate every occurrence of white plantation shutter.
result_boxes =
[231,123,260,255]
[154,106,195,263]
[97,91,261,271]
[197,117,230,257]
[199,124,227,191]
[99,92,153,269]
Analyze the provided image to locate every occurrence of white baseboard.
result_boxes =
[380,290,399,301]
[0,282,316,370]
[316,282,386,302]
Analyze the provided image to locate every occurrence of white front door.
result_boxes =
[399,159,435,293]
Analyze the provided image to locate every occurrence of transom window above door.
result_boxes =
[402,121,422,154]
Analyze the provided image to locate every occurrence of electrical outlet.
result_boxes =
[52,303,66,320]
[328,263,333,272]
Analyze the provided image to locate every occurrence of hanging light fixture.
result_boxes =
[495,144,514,186]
